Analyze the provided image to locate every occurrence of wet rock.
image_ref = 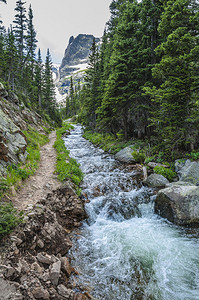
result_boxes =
[175,159,199,185]
[57,284,74,298]
[115,146,136,164]
[155,184,199,226]
[60,257,73,277]
[50,260,61,286]
[144,174,169,188]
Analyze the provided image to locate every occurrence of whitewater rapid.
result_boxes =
[63,125,199,300]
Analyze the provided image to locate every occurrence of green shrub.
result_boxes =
[144,156,155,164]
[54,124,83,190]
[0,178,10,197]
[0,127,49,200]
[154,166,177,181]
[23,126,49,147]
[0,202,23,239]
[186,151,199,161]
[132,151,146,164]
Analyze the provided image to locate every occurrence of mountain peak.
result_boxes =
[59,34,100,77]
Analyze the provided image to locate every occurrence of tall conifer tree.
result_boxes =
[145,0,199,151]
[13,0,26,61]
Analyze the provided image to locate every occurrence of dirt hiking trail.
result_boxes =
[10,131,60,211]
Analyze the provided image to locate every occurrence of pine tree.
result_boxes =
[0,25,6,80]
[145,0,199,152]
[34,48,43,108]
[4,26,18,89]
[83,38,100,127]
[43,49,55,110]
[97,1,140,138]
[69,76,75,116]
[13,0,27,61]
[26,4,37,74]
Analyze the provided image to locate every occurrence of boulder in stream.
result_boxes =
[144,173,169,188]
[155,184,199,226]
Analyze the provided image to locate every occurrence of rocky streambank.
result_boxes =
[115,146,199,227]
[0,182,88,300]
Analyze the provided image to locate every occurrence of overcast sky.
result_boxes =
[0,0,112,63]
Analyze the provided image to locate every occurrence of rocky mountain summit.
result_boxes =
[57,34,100,95]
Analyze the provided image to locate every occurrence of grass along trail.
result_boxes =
[10,131,60,211]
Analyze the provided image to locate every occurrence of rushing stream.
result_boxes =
[63,125,199,300]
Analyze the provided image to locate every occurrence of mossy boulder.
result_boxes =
[175,159,199,185]
[145,174,169,188]
[155,184,199,226]
[115,146,136,164]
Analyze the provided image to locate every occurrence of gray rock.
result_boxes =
[60,257,73,277]
[165,181,195,188]
[147,162,169,168]
[57,285,73,298]
[115,146,136,164]
[145,173,169,188]
[37,253,52,265]
[155,185,199,226]
[175,159,199,185]
[31,286,50,299]
[0,278,16,300]
[6,266,16,278]
[10,236,23,245]
[50,261,61,286]
[31,262,43,274]
[37,239,44,249]
[0,108,27,167]
[0,82,8,98]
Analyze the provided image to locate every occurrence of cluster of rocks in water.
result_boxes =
[0,183,89,300]
[115,146,199,227]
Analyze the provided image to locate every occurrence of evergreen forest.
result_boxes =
[0,0,62,126]
[67,0,199,159]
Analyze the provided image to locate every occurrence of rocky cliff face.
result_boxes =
[58,34,100,95]
[0,82,47,176]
